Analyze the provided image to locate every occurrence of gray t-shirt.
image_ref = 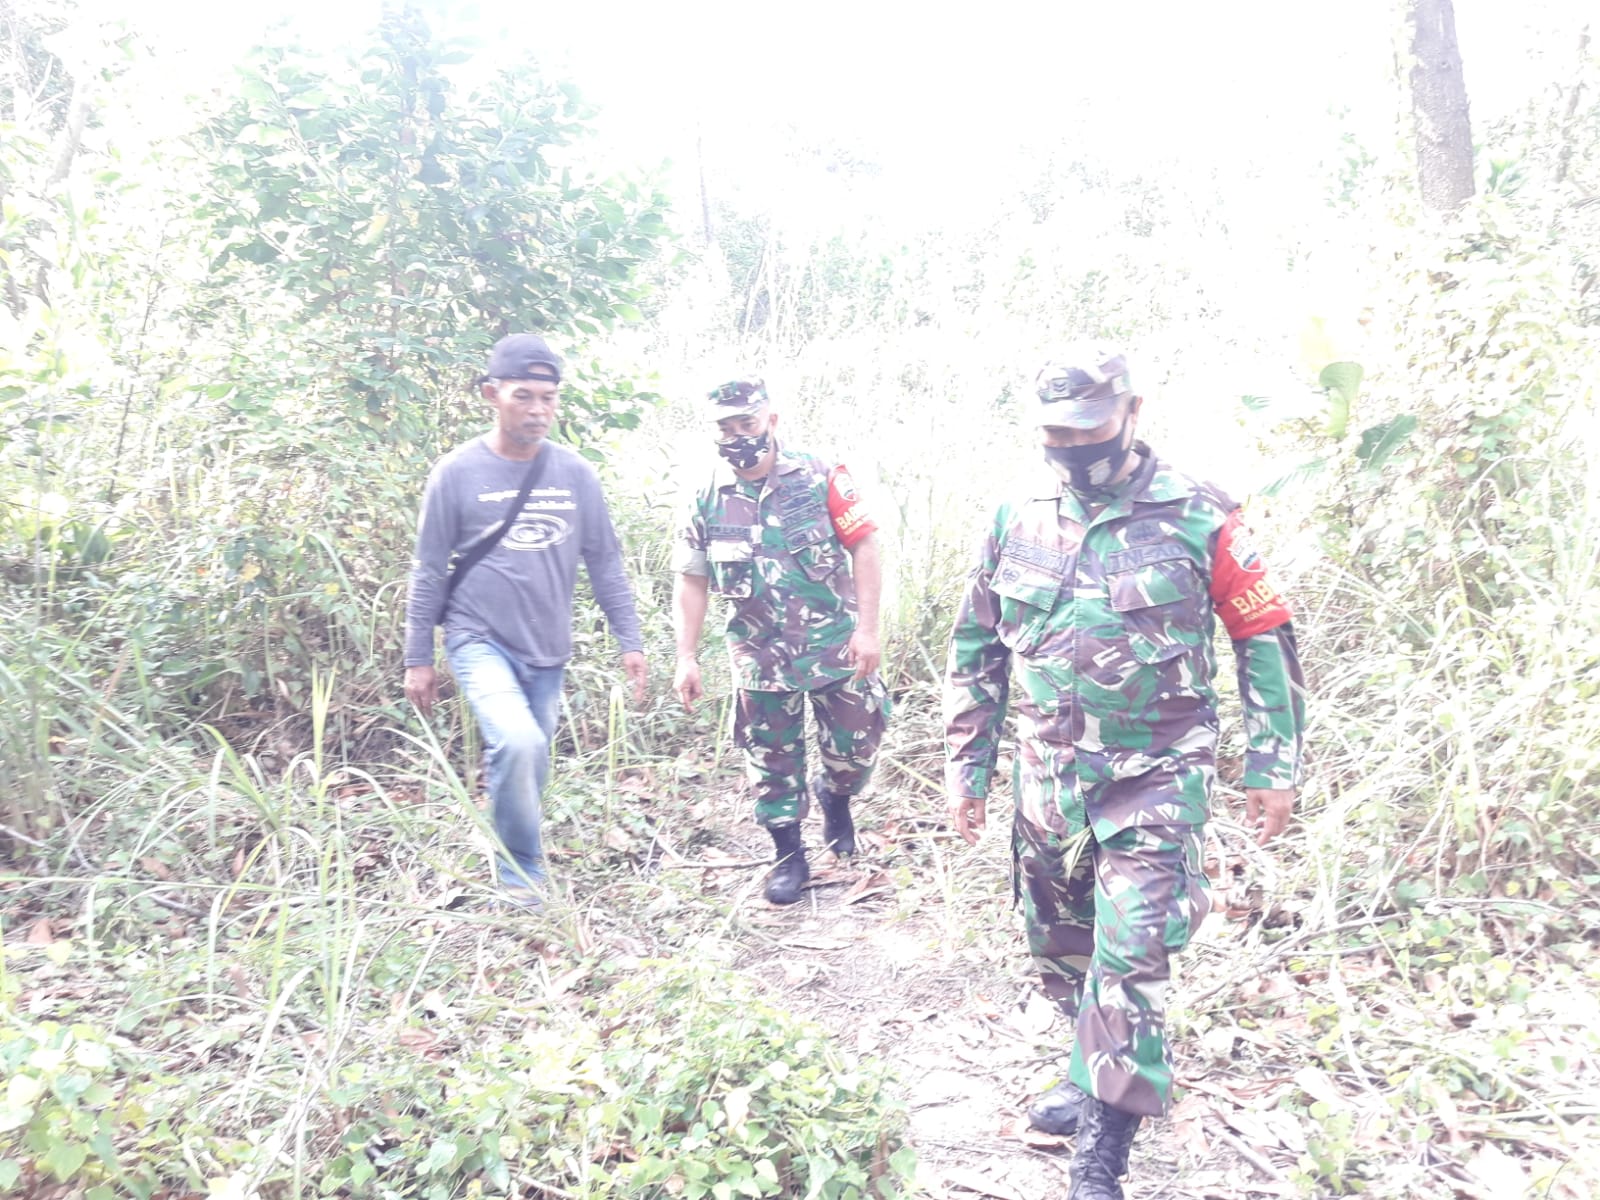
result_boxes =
[403,436,643,669]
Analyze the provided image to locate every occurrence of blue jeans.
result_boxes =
[445,636,564,888]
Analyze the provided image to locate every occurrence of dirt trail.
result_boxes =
[709,806,1256,1200]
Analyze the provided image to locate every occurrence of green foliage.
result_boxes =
[1317,361,1362,439]
[312,961,911,1200]
[0,931,909,1199]
[0,1018,194,1198]
[592,962,911,1199]
[191,8,669,452]
[0,7,677,828]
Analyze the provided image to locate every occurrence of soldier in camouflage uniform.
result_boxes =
[672,378,889,904]
[943,347,1305,1200]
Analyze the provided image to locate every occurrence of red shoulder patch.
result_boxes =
[1210,510,1291,639]
[827,464,876,549]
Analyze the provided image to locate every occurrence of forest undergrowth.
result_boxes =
[7,5,1600,1197]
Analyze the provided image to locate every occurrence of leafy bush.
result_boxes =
[0,1018,200,1198]
[0,954,910,1200]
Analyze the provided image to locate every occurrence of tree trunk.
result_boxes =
[1410,0,1475,213]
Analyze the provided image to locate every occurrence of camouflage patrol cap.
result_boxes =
[706,378,770,423]
[1033,346,1134,428]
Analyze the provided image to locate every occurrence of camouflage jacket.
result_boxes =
[675,445,869,692]
[944,446,1305,838]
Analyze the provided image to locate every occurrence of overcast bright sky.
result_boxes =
[89,0,1595,232]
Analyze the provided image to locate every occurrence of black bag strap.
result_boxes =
[444,447,551,604]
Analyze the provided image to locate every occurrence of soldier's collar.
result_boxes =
[1128,445,1191,504]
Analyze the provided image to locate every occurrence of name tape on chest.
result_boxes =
[1105,543,1189,573]
[1000,539,1071,575]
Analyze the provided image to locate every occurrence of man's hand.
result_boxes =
[674,655,704,711]
[847,629,881,680]
[948,792,987,845]
[1246,787,1295,846]
[622,651,647,705]
[404,665,438,717]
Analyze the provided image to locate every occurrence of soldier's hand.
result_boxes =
[1246,787,1295,846]
[622,651,647,705]
[674,655,704,711]
[847,629,881,680]
[949,792,987,845]
[404,665,438,717]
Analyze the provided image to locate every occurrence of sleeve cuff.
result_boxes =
[1243,760,1299,790]
[673,546,709,575]
[945,761,992,800]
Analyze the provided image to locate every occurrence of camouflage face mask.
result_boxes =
[718,431,770,471]
[1043,414,1134,495]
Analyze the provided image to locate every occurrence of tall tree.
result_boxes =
[1409,0,1475,212]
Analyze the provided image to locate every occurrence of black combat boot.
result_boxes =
[1026,1079,1085,1136]
[764,823,810,905]
[816,785,856,857]
[1067,1095,1142,1200]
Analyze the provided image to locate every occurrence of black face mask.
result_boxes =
[1043,415,1134,495]
[717,431,771,471]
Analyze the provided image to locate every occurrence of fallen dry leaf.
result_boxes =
[1463,1141,1530,1198]
[782,935,849,951]
[140,856,174,881]
[418,989,454,1019]
[1009,991,1058,1039]
[551,965,591,995]
[1170,1094,1214,1161]
[1217,1104,1305,1152]
[1293,1065,1349,1111]
[782,959,821,986]
[397,1027,442,1054]
[24,918,55,946]
[843,871,894,905]
[943,1166,1027,1200]
[603,826,635,853]
[1424,1080,1466,1144]
[1006,1120,1069,1150]
[1199,1023,1239,1060]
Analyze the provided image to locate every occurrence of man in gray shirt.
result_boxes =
[404,334,646,906]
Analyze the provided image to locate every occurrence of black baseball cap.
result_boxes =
[476,333,562,386]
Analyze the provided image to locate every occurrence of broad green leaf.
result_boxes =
[1355,414,1418,473]
[42,1139,88,1181]
[1261,455,1332,498]
[1319,361,1363,438]
[421,1137,457,1173]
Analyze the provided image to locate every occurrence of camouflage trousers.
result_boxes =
[1015,805,1211,1117]
[735,674,889,827]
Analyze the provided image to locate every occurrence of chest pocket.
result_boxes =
[783,502,844,583]
[707,535,755,599]
[1108,556,1205,664]
[991,551,1063,655]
